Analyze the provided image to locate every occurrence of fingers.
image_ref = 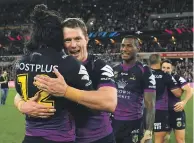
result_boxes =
[35,75,51,82]
[174,102,179,107]
[29,95,40,101]
[174,105,183,112]
[53,67,63,79]
[29,107,56,118]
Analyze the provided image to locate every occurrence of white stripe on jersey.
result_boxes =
[101,65,114,77]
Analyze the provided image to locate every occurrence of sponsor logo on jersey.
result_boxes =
[101,65,114,77]
[117,79,128,89]
[78,65,90,81]
[18,63,58,73]
[149,74,156,86]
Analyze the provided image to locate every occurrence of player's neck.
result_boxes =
[151,64,160,70]
[122,58,136,66]
[82,54,88,63]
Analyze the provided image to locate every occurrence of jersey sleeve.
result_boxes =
[59,56,93,90]
[176,75,188,88]
[165,74,179,90]
[143,65,156,92]
[93,59,116,89]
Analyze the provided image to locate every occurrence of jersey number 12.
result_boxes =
[17,73,54,107]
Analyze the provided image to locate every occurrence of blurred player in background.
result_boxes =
[148,54,183,143]
[15,18,117,143]
[161,60,192,143]
[0,70,9,105]
[14,4,93,143]
[113,35,156,143]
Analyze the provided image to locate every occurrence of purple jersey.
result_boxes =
[69,55,116,143]
[168,74,188,110]
[151,69,178,110]
[113,61,156,121]
[15,48,92,142]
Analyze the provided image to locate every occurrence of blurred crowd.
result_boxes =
[174,60,193,82]
[0,0,192,31]
[0,0,193,55]
[0,0,193,81]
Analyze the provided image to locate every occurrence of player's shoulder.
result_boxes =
[14,54,30,70]
[173,74,187,84]
[136,61,151,74]
[60,52,81,65]
[90,55,113,71]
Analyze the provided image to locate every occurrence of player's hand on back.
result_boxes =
[34,67,68,97]
[19,95,56,118]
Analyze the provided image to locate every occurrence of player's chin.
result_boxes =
[121,55,130,60]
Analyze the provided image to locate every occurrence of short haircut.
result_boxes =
[61,18,88,37]
[122,35,140,49]
[161,59,172,65]
[148,54,161,65]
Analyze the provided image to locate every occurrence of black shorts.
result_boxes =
[22,135,74,143]
[112,118,144,143]
[90,132,116,143]
[153,110,171,132]
[169,110,186,130]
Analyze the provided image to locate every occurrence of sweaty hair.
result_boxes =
[61,18,88,37]
[123,35,140,49]
[161,59,172,66]
[149,54,161,65]
[26,4,63,52]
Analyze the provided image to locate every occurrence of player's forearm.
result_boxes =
[144,92,156,131]
[182,85,192,103]
[145,106,155,131]
[14,93,23,107]
[64,86,117,112]
[14,93,25,112]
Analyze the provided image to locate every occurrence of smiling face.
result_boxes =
[120,38,139,62]
[161,62,173,74]
[63,27,89,62]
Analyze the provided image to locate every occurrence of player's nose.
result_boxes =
[70,40,77,48]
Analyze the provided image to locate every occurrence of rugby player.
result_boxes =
[161,60,192,143]
[148,54,183,143]
[112,35,156,143]
[15,18,117,143]
[14,5,92,143]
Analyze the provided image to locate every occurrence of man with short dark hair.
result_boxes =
[112,35,156,143]
[161,60,192,143]
[148,54,183,143]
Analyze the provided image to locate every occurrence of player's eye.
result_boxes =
[75,37,81,41]
[121,44,125,47]
[64,39,71,43]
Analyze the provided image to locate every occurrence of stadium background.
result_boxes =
[0,0,193,142]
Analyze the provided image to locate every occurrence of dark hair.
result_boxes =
[148,54,161,65]
[61,18,88,37]
[26,4,63,52]
[161,59,172,65]
[123,35,140,49]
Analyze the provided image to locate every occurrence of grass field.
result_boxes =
[0,88,193,143]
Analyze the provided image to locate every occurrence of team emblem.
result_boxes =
[132,134,139,143]
[177,121,182,127]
